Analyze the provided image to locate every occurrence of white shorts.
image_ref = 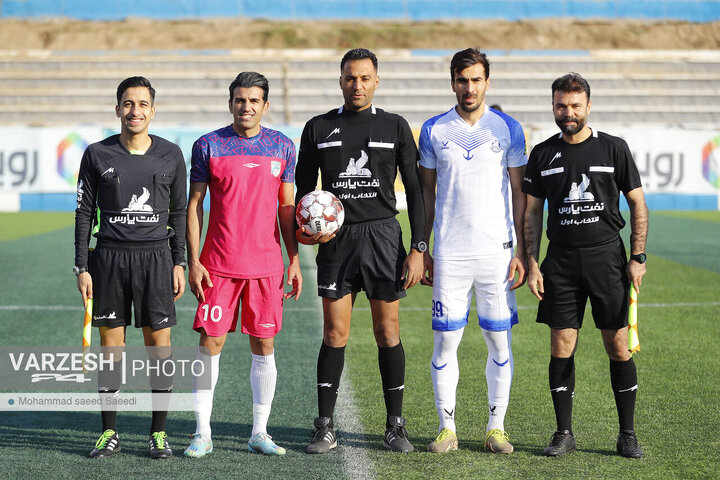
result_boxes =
[431,252,518,332]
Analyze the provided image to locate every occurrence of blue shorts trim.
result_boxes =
[478,309,518,332]
[432,312,469,332]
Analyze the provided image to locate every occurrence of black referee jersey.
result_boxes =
[295,105,424,245]
[522,129,642,248]
[74,134,187,268]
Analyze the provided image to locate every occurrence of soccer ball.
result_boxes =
[296,190,345,235]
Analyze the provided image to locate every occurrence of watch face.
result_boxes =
[416,241,427,253]
[632,253,647,264]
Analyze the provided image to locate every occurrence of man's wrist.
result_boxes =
[73,266,88,276]
[411,240,428,253]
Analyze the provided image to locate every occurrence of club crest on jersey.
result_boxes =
[339,150,372,178]
[122,187,154,212]
[564,174,595,203]
[490,137,502,153]
[108,187,160,225]
[270,161,281,177]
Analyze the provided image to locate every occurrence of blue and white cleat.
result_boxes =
[184,433,213,458]
[248,432,286,456]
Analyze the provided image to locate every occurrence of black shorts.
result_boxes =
[89,239,177,330]
[316,218,407,301]
[536,237,629,330]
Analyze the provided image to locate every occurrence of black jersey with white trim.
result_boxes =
[295,105,424,244]
[74,134,187,268]
[522,129,642,248]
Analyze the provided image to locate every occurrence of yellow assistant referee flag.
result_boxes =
[628,285,640,353]
[82,298,93,372]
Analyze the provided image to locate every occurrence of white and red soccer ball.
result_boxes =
[296,190,345,235]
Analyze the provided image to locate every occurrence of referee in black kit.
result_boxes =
[295,48,425,454]
[74,76,187,459]
[523,73,648,458]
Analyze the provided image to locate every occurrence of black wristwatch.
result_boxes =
[411,241,428,253]
[73,266,88,276]
[176,261,188,270]
[630,253,647,264]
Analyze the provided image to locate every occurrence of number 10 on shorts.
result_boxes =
[201,304,223,323]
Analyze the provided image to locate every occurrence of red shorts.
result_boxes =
[192,273,284,338]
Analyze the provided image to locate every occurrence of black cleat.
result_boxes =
[306,416,337,454]
[90,429,121,458]
[383,416,414,453]
[543,430,576,457]
[149,431,173,459]
[617,431,644,458]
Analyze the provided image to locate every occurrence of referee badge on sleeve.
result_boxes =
[271,161,281,177]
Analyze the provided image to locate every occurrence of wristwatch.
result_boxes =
[73,266,88,276]
[411,241,428,253]
[630,253,647,264]
[176,261,188,270]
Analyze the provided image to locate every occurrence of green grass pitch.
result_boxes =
[0,210,718,479]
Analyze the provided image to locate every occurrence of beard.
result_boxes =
[556,115,586,135]
[457,94,482,113]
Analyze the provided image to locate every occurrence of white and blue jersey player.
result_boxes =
[418,48,527,454]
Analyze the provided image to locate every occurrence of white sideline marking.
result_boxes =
[301,245,375,480]
[3,301,720,312]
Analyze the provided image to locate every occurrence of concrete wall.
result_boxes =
[2,0,719,21]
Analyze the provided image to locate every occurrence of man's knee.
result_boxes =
[200,332,226,355]
[550,328,578,357]
[249,336,274,356]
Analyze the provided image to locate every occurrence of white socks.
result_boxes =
[482,329,513,432]
[431,328,464,433]
[431,328,514,434]
[250,353,277,436]
[192,350,220,436]
[192,350,277,438]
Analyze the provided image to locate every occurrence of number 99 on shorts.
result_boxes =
[431,300,445,320]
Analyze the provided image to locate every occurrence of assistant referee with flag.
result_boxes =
[523,73,648,458]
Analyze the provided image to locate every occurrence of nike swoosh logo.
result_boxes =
[493,358,509,367]
[317,383,333,388]
[431,361,447,370]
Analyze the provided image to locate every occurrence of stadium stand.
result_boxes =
[0,50,719,128]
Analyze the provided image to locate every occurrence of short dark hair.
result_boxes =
[229,72,269,103]
[450,48,490,81]
[340,48,378,72]
[116,76,155,105]
[552,72,591,101]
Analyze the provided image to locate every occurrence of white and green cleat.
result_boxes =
[248,432,286,456]
[184,433,213,458]
[427,428,458,453]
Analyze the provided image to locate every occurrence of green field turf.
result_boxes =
[1,211,719,479]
